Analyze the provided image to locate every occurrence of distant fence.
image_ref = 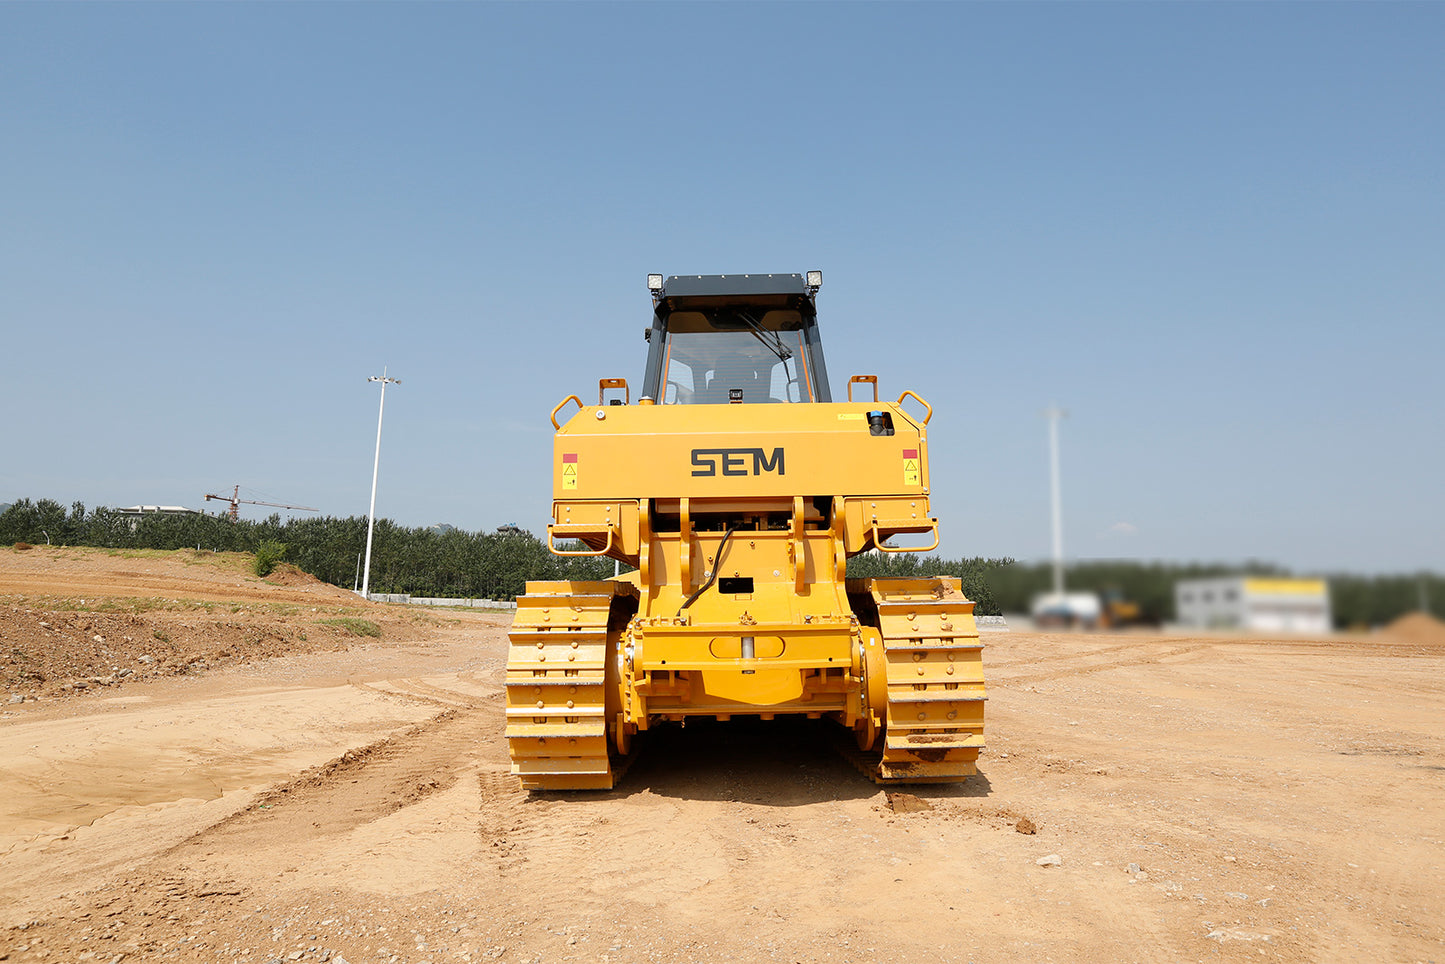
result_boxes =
[367,593,517,610]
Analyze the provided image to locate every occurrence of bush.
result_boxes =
[254,540,287,577]
[13,542,32,551]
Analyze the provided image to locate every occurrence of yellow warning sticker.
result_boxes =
[562,460,578,490]
[837,413,866,421]
[902,448,920,486]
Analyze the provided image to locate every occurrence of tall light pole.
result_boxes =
[361,369,400,599]
[1045,404,1067,596]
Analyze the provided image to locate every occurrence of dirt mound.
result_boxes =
[0,546,368,606]
[1381,610,1445,645]
[0,604,363,699]
[264,563,346,595]
[885,791,934,813]
[0,548,434,701]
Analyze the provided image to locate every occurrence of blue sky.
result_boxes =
[2,2,1441,573]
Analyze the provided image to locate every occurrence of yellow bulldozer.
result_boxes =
[505,272,985,789]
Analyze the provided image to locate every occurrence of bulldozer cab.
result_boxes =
[641,274,833,405]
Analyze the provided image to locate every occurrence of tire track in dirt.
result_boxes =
[992,643,1212,686]
[1199,637,1445,659]
[177,706,490,852]
[476,767,533,874]
[988,635,1445,680]
[387,676,490,708]
[347,676,488,710]
[456,667,504,698]
[986,638,1180,670]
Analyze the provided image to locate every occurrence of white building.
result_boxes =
[114,505,201,520]
[1175,577,1332,633]
[111,505,203,529]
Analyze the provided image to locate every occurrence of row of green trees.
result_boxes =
[845,551,1008,615]
[1,498,1436,625]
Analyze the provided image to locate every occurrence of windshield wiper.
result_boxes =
[733,309,793,362]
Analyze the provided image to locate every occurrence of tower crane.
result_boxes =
[204,485,318,522]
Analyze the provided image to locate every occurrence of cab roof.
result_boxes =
[659,273,809,299]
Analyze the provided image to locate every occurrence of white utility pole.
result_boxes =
[361,369,400,599]
[1045,404,1067,596]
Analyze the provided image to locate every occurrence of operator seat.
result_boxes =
[705,355,761,404]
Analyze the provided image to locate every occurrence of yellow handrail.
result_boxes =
[869,521,940,553]
[550,395,583,430]
[895,390,932,425]
[547,524,614,557]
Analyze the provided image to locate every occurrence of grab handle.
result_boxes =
[869,521,940,553]
[547,524,615,556]
[550,395,583,430]
[895,390,933,425]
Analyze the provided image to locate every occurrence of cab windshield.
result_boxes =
[658,309,816,405]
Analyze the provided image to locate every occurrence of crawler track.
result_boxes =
[504,581,632,789]
[866,578,986,782]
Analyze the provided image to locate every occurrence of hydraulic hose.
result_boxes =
[676,526,739,617]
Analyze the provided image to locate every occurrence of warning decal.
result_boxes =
[562,453,578,490]
[902,448,920,486]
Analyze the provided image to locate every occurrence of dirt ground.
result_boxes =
[1,548,1442,964]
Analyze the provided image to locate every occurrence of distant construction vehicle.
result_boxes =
[1098,588,1148,628]
[505,272,985,789]
[1030,591,1103,629]
[1031,589,1150,630]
